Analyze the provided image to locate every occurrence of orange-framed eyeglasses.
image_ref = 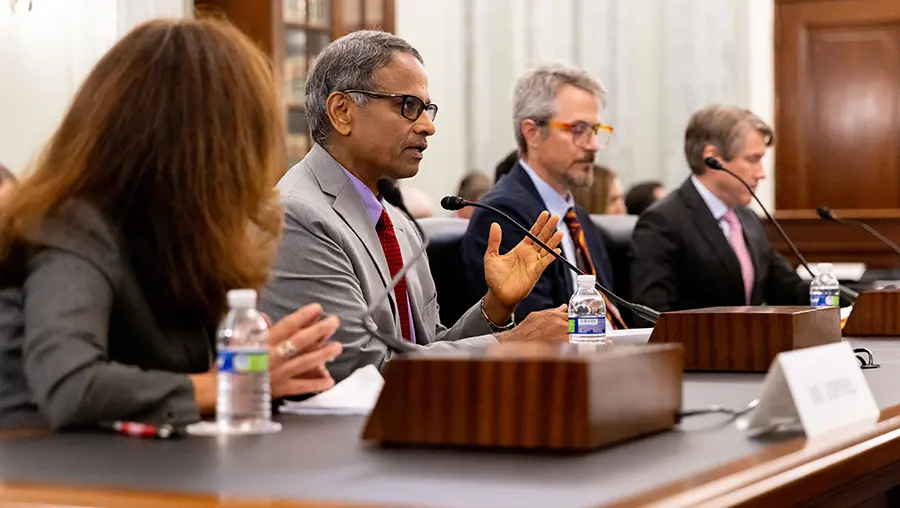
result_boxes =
[535,120,614,149]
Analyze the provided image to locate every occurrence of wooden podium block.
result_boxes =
[649,306,841,372]
[362,342,683,451]
[843,290,900,336]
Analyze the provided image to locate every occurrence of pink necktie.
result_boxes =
[722,209,755,305]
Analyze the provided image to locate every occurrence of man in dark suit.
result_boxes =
[629,105,808,317]
[460,65,625,328]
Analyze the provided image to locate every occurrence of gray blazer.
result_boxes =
[260,144,496,383]
[0,201,204,430]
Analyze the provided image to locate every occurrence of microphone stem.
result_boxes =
[852,220,900,256]
[718,167,859,301]
[468,201,660,323]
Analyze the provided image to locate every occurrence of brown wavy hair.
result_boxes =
[572,165,617,215]
[0,18,285,326]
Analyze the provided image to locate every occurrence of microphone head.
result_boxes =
[816,206,838,222]
[703,157,727,171]
[440,195,470,211]
[377,178,406,210]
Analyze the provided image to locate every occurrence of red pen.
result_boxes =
[100,421,178,439]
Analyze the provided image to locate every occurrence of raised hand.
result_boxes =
[480,211,563,325]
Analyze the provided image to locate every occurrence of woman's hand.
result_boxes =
[191,303,342,414]
[267,303,342,399]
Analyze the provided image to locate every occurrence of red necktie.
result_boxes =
[563,208,627,330]
[375,209,412,341]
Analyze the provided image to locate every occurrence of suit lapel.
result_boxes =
[510,164,574,291]
[679,179,745,298]
[306,145,393,296]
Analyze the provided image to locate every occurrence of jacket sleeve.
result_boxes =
[22,215,198,430]
[755,217,810,305]
[260,200,495,384]
[629,209,680,320]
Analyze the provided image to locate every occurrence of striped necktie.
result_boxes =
[563,208,627,330]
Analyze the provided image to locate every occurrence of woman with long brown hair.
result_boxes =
[0,18,341,430]
[572,165,626,215]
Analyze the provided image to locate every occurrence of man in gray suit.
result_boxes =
[261,31,569,383]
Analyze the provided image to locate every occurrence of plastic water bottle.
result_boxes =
[810,263,840,307]
[568,275,609,344]
[214,289,281,434]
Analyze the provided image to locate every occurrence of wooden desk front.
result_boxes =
[3,339,900,507]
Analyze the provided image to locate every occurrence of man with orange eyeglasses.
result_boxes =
[459,64,626,328]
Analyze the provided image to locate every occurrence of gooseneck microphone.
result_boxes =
[816,206,900,259]
[702,157,858,301]
[441,196,660,324]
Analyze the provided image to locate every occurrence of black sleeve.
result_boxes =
[764,250,811,306]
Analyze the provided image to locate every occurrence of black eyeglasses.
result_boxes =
[342,90,438,122]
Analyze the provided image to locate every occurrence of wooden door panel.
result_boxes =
[806,23,900,209]
[775,0,900,212]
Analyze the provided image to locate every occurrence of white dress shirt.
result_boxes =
[691,175,733,239]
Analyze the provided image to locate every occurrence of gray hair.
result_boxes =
[512,64,607,156]
[305,30,423,146]
[684,105,774,175]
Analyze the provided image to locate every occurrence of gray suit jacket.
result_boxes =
[0,201,204,430]
[260,145,496,383]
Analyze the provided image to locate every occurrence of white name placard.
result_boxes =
[741,342,879,438]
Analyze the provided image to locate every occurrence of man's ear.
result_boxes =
[326,92,354,136]
[702,144,720,160]
[520,119,544,152]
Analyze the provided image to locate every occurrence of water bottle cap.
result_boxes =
[576,275,596,285]
[227,289,257,309]
[817,263,834,274]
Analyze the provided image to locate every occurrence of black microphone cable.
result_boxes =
[440,195,660,324]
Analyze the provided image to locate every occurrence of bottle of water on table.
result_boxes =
[810,263,840,307]
[568,275,610,345]
[187,289,282,436]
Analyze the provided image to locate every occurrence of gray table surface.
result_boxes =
[1,338,898,508]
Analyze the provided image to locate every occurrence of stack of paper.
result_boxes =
[280,364,384,416]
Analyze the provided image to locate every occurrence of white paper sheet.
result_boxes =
[796,263,866,281]
[280,364,384,416]
[606,327,653,344]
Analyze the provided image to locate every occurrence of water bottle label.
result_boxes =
[810,294,840,307]
[568,316,606,335]
[217,349,269,374]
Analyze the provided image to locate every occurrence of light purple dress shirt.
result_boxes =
[342,168,418,344]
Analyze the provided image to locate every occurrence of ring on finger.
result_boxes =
[276,340,298,359]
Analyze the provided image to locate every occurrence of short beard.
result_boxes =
[566,164,595,189]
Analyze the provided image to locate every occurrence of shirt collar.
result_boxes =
[519,159,574,217]
[341,167,384,227]
[691,175,729,221]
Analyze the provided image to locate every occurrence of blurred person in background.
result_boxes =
[399,186,435,219]
[493,150,518,183]
[625,180,667,216]
[572,165,625,215]
[454,171,491,219]
[0,19,341,431]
